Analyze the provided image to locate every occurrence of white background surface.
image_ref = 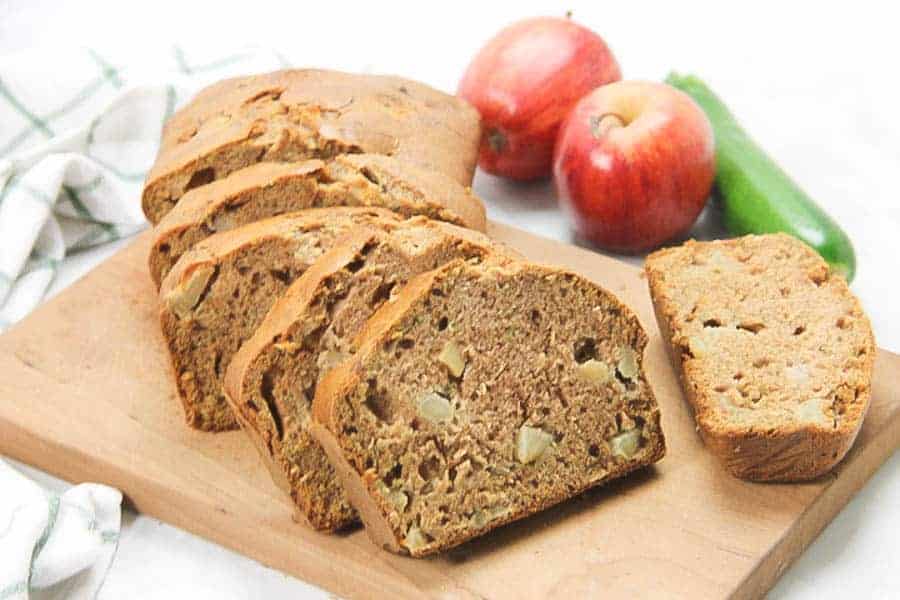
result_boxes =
[2,0,899,597]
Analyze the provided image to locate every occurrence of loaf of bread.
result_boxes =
[146,70,675,556]
[311,260,666,556]
[223,222,517,529]
[645,234,875,480]
[142,69,481,223]
[159,207,403,431]
[148,154,487,287]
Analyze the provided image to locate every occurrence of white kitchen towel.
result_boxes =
[0,46,286,333]
[0,459,122,600]
[0,45,287,595]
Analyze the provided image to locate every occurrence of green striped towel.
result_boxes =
[0,459,121,600]
[0,46,286,333]
[0,47,286,598]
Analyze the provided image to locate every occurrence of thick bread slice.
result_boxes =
[311,260,666,556]
[223,222,518,530]
[645,234,875,481]
[148,154,487,287]
[159,207,402,432]
[143,69,481,223]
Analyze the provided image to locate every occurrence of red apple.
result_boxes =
[553,81,715,253]
[458,16,621,181]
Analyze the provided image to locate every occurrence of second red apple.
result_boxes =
[553,81,715,253]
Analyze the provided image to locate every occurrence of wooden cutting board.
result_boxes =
[1,224,897,599]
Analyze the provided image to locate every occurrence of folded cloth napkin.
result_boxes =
[0,459,122,600]
[0,46,286,333]
[0,46,286,595]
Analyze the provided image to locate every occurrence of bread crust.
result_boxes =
[142,69,481,223]
[645,234,876,481]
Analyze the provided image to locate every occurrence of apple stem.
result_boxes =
[487,129,507,153]
[590,113,625,139]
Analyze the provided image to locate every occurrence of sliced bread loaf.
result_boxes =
[159,207,402,431]
[311,260,666,556]
[645,234,875,481]
[223,222,517,530]
[148,154,487,287]
[143,69,480,223]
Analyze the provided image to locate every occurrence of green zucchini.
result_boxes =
[666,72,856,282]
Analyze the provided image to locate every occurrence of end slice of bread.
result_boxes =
[148,154,487,287]
[141,69,480,223]
[645,234,875,481]
[223,221,516,530]
[311,260,665,556]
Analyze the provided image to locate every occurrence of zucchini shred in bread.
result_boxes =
[645,234,875,481]
[223,223,518,530]
[142,69,481,223]
[159,207,403,431]
[311,260,666,556]
[148,153,487,287]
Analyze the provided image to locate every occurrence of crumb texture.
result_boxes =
[645,234,875,480]
[313,260,665,556]
[158,207,400,431]
[224,222,515,530]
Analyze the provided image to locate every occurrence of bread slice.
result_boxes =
[311,260,666,556]
[645,234,875,481]
[142,69,480,223]
[223,223,517,530]
[158,207,403,432]
[148,154,487,287]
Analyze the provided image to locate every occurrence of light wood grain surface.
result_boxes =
[0,225,897,599]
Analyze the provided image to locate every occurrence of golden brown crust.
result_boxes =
[148,154,487,288]
[645,234,876,481]
[142,69,481,223]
